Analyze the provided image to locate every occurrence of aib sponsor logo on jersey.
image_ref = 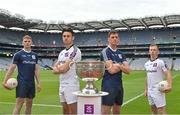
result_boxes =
[65,52,68,57]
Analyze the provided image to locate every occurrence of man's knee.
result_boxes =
[157,106,166,114]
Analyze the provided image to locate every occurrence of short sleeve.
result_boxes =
[73,48,81,62]
[35,54,38,64]
[122,54,127,62]
[161,60,168,72]
[100,51,104,61]
[101,48,109,61]
[12,53,19,64]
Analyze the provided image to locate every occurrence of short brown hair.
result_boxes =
[108,30,119,37]
[23,35,32,40]
[150,44,159,49]
[62,28,74,36]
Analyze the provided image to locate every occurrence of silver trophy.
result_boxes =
[76,61,105,94]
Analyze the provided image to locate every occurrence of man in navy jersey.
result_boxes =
[2,35,41,114]
[100,30,131,114]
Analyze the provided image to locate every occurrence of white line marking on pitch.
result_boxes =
[1,74,178,108]
[122,93,144,106]
[0,102,62,108]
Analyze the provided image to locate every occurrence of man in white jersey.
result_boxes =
[53,28,81,114]
[144,44,172,114]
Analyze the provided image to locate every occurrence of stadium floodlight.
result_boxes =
[28,29,44,33]
[115,27,128,31]
[0,25,5,29]
[98,28,111,32]
[83,29,96,32]
[9,27,25,31]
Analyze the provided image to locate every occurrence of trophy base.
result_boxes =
[82,88,98,94]
[73,91,109,96]
[81,78,99,94]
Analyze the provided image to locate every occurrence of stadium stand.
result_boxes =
[1,9,180,70]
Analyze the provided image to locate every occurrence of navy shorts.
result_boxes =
[102,86,124,106]
[16,82,35,98]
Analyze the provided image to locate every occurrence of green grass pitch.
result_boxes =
[0,70,180,114]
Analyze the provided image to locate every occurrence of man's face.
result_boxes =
[149,45,159,57]
[22,38,32,49]
[62,32,74,45]
[108,33,119,46]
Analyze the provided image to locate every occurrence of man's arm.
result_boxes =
[52,59,74,74]
[2,64,16,90]
[144,77,148,96]
[119,61,131,74]
[105,60,118,74]
[105,60,131,75]
[35,64,41,92]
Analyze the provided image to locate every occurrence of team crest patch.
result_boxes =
[118,54,122,59]
[32,55,36,59]
[65,52,68,57]
[153,63,157,67]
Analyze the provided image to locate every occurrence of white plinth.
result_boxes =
[73,91,108,115]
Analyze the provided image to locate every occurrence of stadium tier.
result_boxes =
[1,27,180,70]
[1,10,180,70]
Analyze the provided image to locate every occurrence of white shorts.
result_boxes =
[59,85,79,104]
[148,90,166,108]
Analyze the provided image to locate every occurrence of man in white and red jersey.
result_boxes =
[53,28,81,115]
[144,44,172,114]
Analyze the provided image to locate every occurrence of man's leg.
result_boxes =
[151,105,158,114]
[62,102,69,114]
[157,106,166,114]
[113,103,121,114]
[13,97,25,114]
[102,105,111,115]
[25,98,33,114]
[68,102,77,114]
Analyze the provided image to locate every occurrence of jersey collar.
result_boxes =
[108,45,117,52]
[65,44,74,50]
[150,57,158,62]
[22,48,31,53]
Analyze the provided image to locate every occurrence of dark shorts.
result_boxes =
[16,82,35,98]
[102,86,124,106]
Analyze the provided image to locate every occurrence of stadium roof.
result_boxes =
[1,9,180,32]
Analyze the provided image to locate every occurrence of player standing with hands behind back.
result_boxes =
[53,28,81,115]
[2,35,41,114]
[144,44,173,114]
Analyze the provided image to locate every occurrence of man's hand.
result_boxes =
[144,89,147,97]
[105,60,113,70]
[36,84,42,92]
[160,85,172,93]
[2,82,12,90]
